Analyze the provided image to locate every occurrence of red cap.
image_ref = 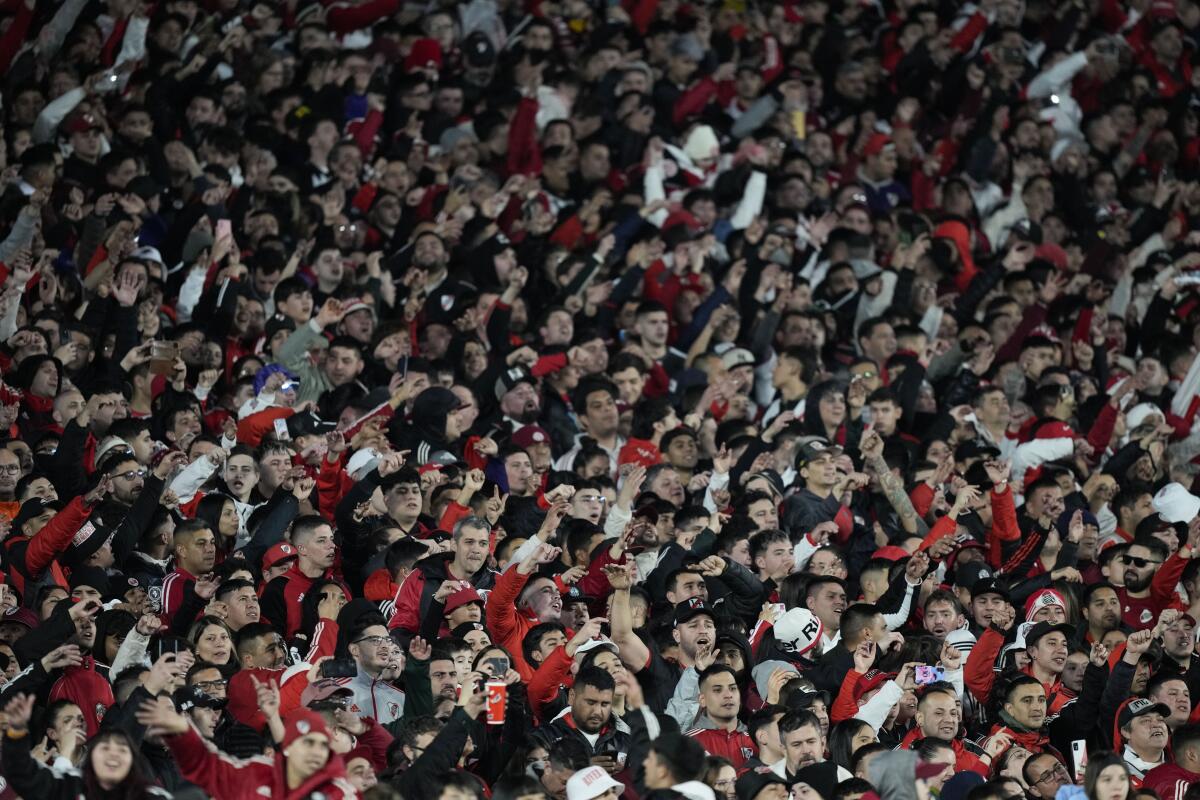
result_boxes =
[1035,243,1068,270]
[281,707,331,750]
[872,545,909,561]
[66,113,101,135]
[863,133,894,158]
[404,38,443,71]
[262,542,297,571]
[1024,588,1067,621]
[445,585,483,613]
[618,440,662,469]
[853,669,894,702]
[915,759,949,780]
[512,425,551,449]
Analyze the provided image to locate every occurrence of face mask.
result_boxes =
[769,247,791,266]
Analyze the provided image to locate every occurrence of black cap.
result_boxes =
[1118,697,1170,730]
[68,565,109,596]
[287,410,336,438]
[1024,621,1073,648]
[264,315,296,342]
[672,598,715,627]
[174,685,228,712]
[970,577,1010,602]
[796,438,842,467]
[736,767,787,800]
[62,518,112,568]
[12,498,60,536]
[126,175,163,201]
[494,366,535,402]
[463,31,496,68]
[1011,218,1043,245]
[954,561,995,590]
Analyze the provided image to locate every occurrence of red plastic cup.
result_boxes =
[485,681,507,725]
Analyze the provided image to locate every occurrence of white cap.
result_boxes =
[131,245,164,264]
[95,435,132,464]
[1125,402,1164,432]
[566,766,624,800]
[1153,482,1200,524]
[574,638,619,657]
[773,608,823,657]
[346,447,382,478]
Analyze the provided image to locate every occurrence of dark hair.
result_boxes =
[83,727,158,798]
[828,718,874,769]
[572,666,616,695]
[523,622,567,665]
[647,732,707,784]
[779,709,821,738]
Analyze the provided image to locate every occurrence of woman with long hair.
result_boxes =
[186,616,237,667]
[193,492,241,557]
[1085,751,1132,800]
[703,755,737,800]
[3,694,171,799]
[829,718,878,771]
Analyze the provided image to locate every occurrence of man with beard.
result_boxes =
[410,229,470,321]
[1079,583,1123,646]
[389,516,496,636]
[897,683,992,774]
[532,667,629,765]
[345,615,407,725]
[1117,536,1193,629]
[493,368,542,435]
[609,561,715,712]
[1120,698,1170,778]
[427,646,462,718]
[684,664,756,767]
[779,709,825,782]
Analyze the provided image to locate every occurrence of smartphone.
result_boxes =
[914,665,945,685]
[1071,740,1088,782]
[484,656,510,677]
[320,659,358,679]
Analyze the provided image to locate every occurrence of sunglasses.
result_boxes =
[1120,555,1162,568]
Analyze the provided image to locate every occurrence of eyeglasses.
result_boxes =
[353,635,393,647]
[1120,555,1162,568]
[0,465,20,474]
[1033,763,1069,786]
[577,495,606,504]
[193,678,228,693]
[115,469,147,481]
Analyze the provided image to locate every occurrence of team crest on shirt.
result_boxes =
[1140,609,1154,624]
[389,702,400,718]
[741,746,755,759]
[96,703,107,722]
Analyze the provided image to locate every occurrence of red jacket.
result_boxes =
[160,566,198,626]
[488,565,550,681]
[260,564,337,639]
[687,724,756,768]
[50,655,114,738]
[3,495,91,597]
[1143,762,1200,800]
[899,724,989,775]
[165,724,357,800]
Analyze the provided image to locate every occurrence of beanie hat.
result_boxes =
[281,707,331,750]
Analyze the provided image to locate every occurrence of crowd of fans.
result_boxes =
[5,0,1200,800]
